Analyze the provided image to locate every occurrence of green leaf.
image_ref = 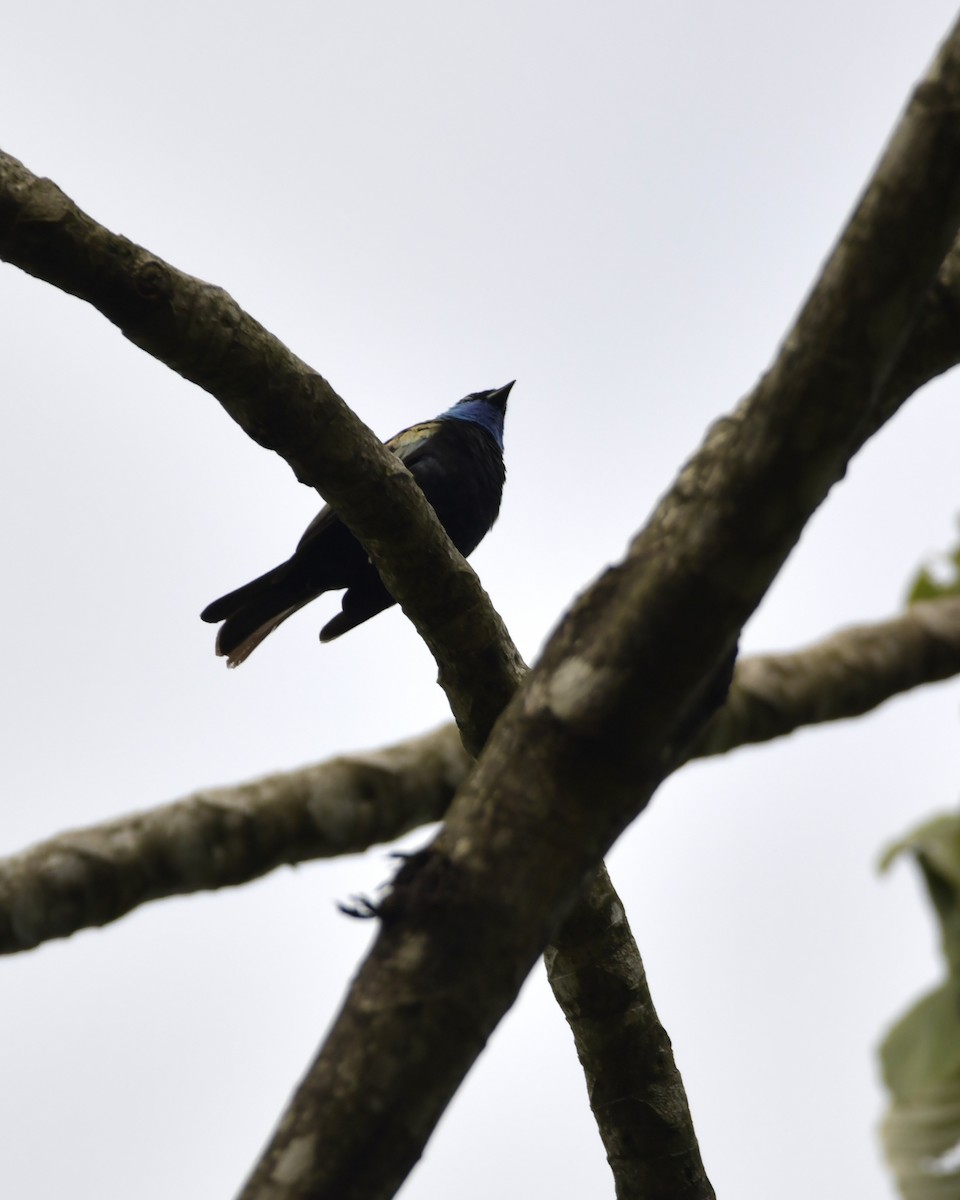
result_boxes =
[881,816,960,891]
[880,813,960,1197]
[881,982,960,1104]
[907,527,960,604]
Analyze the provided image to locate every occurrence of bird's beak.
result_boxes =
[490,380,515,411]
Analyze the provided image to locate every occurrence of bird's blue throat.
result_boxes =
[440,398,505,450]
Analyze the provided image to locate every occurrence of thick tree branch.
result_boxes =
[2,598,958,956]
[0,150,524,751]
[540,596,960,1200]
[227,23,960,1199]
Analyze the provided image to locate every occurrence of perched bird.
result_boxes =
[201,381,513,665]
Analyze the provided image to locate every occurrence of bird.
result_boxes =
[201,381,513,665]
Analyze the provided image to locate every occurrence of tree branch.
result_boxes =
[0,726,465,953]
[871,234,960,433]
[2,597,958,956]
[230,22,960,1199]
[695,596,960,756]
[0,150,524,752]
[545,863,715,1200]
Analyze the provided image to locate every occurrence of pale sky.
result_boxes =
[3,3,960,1197]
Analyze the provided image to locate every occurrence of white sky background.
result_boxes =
[2,2,960,1197]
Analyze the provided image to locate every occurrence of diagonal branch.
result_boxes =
[545,863,715,1200]
[870,234,960,433]
[0,150,524,752]
[2,597,959,956]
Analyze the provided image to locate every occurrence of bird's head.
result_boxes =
[440,380,514,449]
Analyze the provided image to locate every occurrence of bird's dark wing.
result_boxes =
[295,502,339,552]
[397,421,506,556]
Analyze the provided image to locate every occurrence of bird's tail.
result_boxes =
[201,563,313,667]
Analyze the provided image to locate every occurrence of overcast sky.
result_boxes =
[3,3,960,1197]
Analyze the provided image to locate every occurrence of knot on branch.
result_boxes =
[135,259,171,300]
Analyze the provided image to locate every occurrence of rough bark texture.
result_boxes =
[869,235,960,433]
[0,726,466,953]
[545,864,715,1200]
[696,596,960,756]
